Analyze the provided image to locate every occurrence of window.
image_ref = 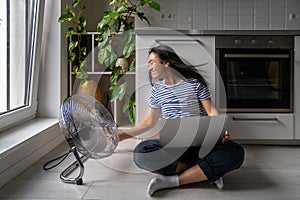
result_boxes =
[0,0,42,131]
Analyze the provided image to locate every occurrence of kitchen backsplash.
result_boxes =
[135,0,300,30]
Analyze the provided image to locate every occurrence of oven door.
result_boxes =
[216,49,293,113]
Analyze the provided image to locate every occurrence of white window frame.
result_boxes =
[0,0,44,132]
[0,1,8,114]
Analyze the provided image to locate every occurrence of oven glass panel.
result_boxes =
[218,49,292,112]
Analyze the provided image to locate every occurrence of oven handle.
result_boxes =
[232,117,278,122]
[224,54,289,58]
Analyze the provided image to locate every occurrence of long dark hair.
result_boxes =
[148,45,207,86]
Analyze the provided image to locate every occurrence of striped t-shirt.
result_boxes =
[149,78,211,119]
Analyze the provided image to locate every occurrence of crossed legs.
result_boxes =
[134,139,244,195]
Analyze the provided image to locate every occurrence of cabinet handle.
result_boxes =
[224,54,289,59]
[154,39,207,67]
[232,117,278,122]
[154,39,205,47]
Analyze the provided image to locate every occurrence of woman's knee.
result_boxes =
[226,141,245,168]
[133,139,178,176]
[133,139,160,154]
[133,139,161,169]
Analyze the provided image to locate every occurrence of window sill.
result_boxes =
[0,117,65,188]
[0,118,57,155]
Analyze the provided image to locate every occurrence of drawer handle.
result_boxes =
[154,39,208,67]
[232,117,278,122]
[154,39,205,47]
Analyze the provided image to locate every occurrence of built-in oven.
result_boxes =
[215,35,294,113]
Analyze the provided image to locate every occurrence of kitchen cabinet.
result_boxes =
[68,33,135,128]
[69,30,299,141]
[135,30,215,138]
[135,29,299,141]
[227,113,293,140]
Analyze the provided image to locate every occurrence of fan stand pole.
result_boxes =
[60,140,88,185]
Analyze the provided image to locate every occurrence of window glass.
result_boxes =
[0,0,41,131]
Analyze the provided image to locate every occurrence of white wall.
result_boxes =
[83,0,109,32]
[65,0,300,33]
[39,0,108,117]
[37,0,62,117]
[135,0,300,30]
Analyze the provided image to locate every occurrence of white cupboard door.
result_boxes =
[136,33,215,138]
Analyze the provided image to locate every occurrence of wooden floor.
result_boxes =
[0,139,300,200]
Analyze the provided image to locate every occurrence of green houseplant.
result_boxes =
[58,0,88,85]
[59,0,160,124]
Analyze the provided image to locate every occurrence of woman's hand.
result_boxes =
[221,130,230,143]
[118,129,133,142]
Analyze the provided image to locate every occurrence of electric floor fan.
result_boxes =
[57,94,119,185]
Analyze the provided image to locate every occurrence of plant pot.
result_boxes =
[115,57,129,73]
[77,80,102,103]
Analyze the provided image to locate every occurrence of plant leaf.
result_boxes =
[109,66,121,85]
[78,16,87,27]
[76,71,88,80]
[72,0,80,8]
[72,65,79,73]
[123,99,129,112]
[97,32,109,49]
[98,29,110,45]
[139,0,149,6]
[110,82,128,101]
[98,15,112,29]
[80,47,87,56]
[117,5,127,13]
[68,52,76,62]
[128,98,136,124]
[76,22,86,34]
[123,39,135,58]
[66,27,75,37]
[128,108,135,124]
[109,0,117,6]
[121,30,133,45]
[113,17,121,33]
[79,60,86,69]
[104,45,118,68]
[58,13,73,23]
[68,40,78,51]
[97,48,107,64]
[129,58,136,71]
[148,1,160,11]
[137,12,151,24]
[97,40,108,49]
[111,11,121,20]
[66,5,75,17]
[118,82,128,101]
[99,42,116,67]
[80,79,88,87]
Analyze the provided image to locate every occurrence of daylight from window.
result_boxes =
[0,0,27,114]
[0,0,41,132]
[0,0,7,112]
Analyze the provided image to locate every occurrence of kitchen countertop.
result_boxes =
[135,28,300,36]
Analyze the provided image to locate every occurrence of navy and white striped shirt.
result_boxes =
[149,78,211,119]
